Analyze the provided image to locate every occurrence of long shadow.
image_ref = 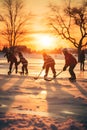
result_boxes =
[72,82,87,97]
[0,75,26,116]
[39,79,87,124]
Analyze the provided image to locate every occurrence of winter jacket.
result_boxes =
[4,51,17,63]
[64,52,77,68]
[19,56,28,66]
[43,55,55,68]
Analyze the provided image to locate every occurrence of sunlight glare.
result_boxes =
[39,35,52,47]
[34,34,56,49]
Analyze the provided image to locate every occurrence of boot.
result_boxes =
[20,71,24,75]
[44,74,47,79]
[69,77,76,82]
[25,72,28,75]
[8,70,11,75]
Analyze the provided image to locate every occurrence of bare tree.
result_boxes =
[48,0,87,61]
[0,0,32,47]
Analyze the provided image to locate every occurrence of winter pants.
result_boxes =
[45,63,56,77]
[22,64,28,74]
[69,64,76,79]
[80,61,85,71]
[9,61,18,73]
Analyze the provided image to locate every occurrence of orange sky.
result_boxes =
[23,0,70,50]
[0,0,82,50]
[23,0,83,50]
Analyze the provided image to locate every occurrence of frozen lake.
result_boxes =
[0,52,87,79]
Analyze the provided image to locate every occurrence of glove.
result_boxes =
[42,65,45,69]
[63,66,66,71]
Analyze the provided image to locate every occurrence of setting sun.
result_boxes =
[34,34,57,50]
[38,35,53,47]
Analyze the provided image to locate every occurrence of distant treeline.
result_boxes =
[1,45,87,54]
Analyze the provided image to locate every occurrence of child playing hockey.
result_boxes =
[4,49,18,75]
[62,48,77,82]
[18,52,28,75]
[42,52,56,79]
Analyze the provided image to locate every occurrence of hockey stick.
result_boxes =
[56,70,63,77]
[34,69,43,80]
[44,70,63,81]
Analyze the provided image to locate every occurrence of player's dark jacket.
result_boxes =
[64,52,77,68]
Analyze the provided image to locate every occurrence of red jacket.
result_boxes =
[64,52,77,68]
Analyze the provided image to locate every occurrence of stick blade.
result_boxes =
[44,77,54,81]
[34,77,38,80]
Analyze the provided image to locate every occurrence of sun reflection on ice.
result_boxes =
[61,110,76,115]
[40,90,47,94]
[38,90,47,99]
